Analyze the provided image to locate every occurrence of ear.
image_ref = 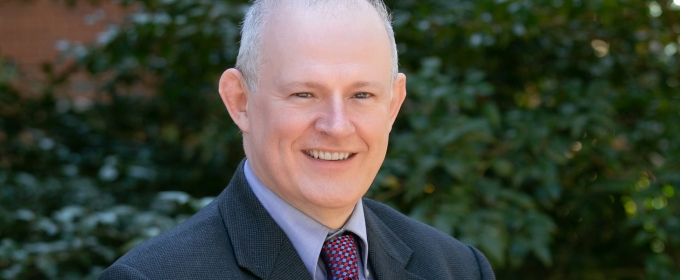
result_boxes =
[387,73,407,131]
[218,68,250,133]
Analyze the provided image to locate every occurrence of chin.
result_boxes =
[302,182,367,208]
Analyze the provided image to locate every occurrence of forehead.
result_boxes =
[258,2,393,85]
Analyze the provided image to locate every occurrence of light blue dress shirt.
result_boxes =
[244,159,372,279]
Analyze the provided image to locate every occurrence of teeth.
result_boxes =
[306,150,352,161]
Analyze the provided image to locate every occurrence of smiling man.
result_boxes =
[99,0,495,279]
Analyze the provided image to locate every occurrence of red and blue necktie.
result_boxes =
[321,233,360,280]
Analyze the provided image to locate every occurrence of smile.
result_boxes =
[304,150,354,161]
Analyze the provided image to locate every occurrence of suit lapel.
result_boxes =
[364,201,425,280]
[216,160,423,279]
[218,160,311,280]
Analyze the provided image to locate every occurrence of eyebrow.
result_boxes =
[350,81,383,88]
[281,81,384,91]
[282,81,325,90]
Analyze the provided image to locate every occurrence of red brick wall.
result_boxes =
[0,0,124,78]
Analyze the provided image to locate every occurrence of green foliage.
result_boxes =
[1,0,679,279]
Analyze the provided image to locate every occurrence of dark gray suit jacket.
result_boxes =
[99,160,496,279]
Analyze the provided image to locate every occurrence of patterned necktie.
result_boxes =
[321,233,360,280]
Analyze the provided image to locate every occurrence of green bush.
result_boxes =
[1,0,678,279]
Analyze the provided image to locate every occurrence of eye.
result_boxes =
[354,92,372,99]
[294,92,313,98]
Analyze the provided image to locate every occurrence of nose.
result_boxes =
[314,96,355,137]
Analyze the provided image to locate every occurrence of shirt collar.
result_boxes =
[244,159,369,278]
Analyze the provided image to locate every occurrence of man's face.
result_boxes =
[239,4,405,221]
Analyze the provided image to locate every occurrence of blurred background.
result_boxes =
[0,0,678,279]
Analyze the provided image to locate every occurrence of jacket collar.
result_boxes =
[217,159,311,279]
[364,201,424,280]
[217,159,423,280]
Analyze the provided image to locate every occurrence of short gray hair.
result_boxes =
[235,0,399,93]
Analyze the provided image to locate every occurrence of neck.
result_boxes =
[300,204,356,230]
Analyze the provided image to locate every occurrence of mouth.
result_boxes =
[304,150,356,161]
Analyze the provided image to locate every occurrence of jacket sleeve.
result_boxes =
[98,263,152,280]
[467,245,496,280]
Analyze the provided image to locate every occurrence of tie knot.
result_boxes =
[321,233,360,280]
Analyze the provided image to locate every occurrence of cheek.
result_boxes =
[353,108,392,141]
[252,102,311,145]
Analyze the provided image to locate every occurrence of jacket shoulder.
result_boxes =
[363,198,495,280]
[98,201,245,280]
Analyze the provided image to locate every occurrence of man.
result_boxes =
[99,0,495,279]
